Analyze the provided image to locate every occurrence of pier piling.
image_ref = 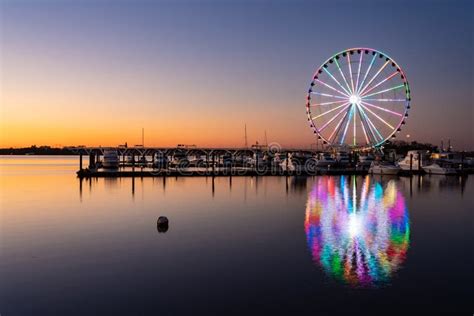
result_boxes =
[255,151,259,172]
[212,153,215,173]
[417,151,421,171]
[89,153,95,169]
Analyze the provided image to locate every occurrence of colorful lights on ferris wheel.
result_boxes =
[306,48,411,149]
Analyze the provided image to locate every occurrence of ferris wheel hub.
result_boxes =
[349,94,361,106]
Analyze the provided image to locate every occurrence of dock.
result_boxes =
[68,146,472,178]
[69,146,365,178]
[76,167,370,178]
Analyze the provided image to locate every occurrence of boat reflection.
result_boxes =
[305,176,410,287]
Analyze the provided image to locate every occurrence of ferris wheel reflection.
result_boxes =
[305,176,410,287]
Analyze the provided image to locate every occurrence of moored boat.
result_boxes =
[369,161,400,175]
[397,150,427,171]
[103,149,119,169]
[279,153,296,171]
[423,163,457,175]
[153,153,168,168]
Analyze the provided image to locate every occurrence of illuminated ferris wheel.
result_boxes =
[306,48,410,149]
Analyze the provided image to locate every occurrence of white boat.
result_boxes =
[188,155,204,166]
[369,161,400,175]
[153,153,168,168]
[171,152,189,166]
[272,153,285,168]
[273,152,284,164]
[279,153,296,171]
[397,150,427,171]
[102,149,119,169]
[423,163,457,175]
[248,152,266,167]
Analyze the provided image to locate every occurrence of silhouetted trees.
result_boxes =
[0,145,74,155]
[384,140,438,156]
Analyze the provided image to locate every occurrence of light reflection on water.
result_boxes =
[305,176,410,287]
[1,156,472,314]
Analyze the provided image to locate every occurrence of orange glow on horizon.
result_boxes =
[0,116,314,149]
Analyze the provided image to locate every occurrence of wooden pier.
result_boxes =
[76,167,370,178]
[68,146,365,178]
[68,146,472,178]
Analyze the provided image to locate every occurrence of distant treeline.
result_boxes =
[0,146,75,155]
[0,143,471,156]
[384,141,438,156]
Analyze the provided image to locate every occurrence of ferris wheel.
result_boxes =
[306,48,410,149]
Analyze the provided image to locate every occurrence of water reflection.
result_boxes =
[305,176,410,287]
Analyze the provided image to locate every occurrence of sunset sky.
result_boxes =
[1,0,472,149]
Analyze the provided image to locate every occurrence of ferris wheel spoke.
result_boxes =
[312,102,350,120]
[340,106,354,145]
[359,103,394,130]
[361,84,405,98]
[310,100,348,107]
[356,105,373,144]
[363,98,406,102]
[328,106,351,143]
[359,71,398,97]
[357,54,377,95]
[355,53,364,93]
[358,60,390,96]
[318,103,351,133]
[347,54,355,93]
[323,68,352,96]
[357,104,384,142]
[310,91,348,100]
[334,59,353,94]
[356,106,370,144]
[360,101,403,117]
[315,79,349,97]
[352,103,357,146]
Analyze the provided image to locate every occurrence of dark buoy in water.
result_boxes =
[157,216,169,233]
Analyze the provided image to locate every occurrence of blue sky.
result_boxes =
[1,0,472,148]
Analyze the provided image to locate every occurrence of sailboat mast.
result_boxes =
[245,124,248,148]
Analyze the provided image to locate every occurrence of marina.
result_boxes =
[70,146,474,177]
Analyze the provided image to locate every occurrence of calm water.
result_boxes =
[0,156,472,315]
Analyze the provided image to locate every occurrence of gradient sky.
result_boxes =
[1,0,472,149]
